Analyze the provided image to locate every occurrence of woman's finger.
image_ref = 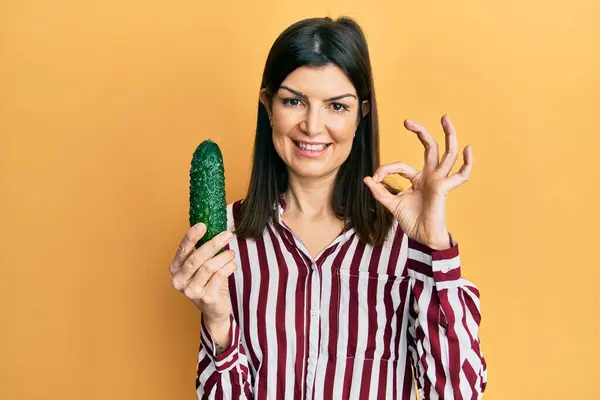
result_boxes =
[404,120,439,171]
[169,222,206,276]
[372,161,419,183]
[438,115,459,177]
[363,176,397,210]
[180,249,235,294]
[201,261,238,303]
[171,230,234,291]
[443,146,473,191]
[181,254,236,300]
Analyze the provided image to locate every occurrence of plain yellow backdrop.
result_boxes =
[1,1,599,399]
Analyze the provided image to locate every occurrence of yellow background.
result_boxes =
[1,1,598,399]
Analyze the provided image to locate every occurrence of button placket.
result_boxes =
[305,266,321,393]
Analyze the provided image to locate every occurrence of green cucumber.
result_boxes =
[189,139,227,250]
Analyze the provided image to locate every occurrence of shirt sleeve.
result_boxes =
[195,314,253,399]
[405,236,487,399]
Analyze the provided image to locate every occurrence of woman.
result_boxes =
[170,16,487,399]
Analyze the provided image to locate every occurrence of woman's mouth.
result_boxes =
[292,140,332,158]
[293,140,331,151]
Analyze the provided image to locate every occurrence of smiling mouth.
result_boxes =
[293,140,332,151]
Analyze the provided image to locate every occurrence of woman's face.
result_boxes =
[260,64,369,182]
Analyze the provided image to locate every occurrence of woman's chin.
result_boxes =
[287,162,338,180]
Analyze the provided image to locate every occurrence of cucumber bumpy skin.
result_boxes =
[189,139,227,250]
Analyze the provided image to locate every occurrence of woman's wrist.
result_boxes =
[426,231,454,250]
[203,315,231,355]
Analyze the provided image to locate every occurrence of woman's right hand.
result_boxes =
[169,222,237,329]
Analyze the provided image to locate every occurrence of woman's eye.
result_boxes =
[283,98,302,107]
[330,103,349,113]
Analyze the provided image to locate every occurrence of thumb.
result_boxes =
[363,176,395,208]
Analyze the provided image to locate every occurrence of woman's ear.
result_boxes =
[259,88,273,120]
[361,100,371,118]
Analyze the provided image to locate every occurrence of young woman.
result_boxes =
[170,16,487,400]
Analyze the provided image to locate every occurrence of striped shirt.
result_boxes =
[195,195,487,399]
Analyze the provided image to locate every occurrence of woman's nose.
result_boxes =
[299,108,324,136]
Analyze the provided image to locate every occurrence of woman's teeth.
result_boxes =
[295,141,329,151]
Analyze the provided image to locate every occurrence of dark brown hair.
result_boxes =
[233,16,394,246]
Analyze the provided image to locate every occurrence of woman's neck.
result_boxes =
[284,171,338,222]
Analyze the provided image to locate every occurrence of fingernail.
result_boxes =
[195,222,205,231]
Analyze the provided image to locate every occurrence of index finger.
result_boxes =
[169,222,206,275]
[404,119,439,171]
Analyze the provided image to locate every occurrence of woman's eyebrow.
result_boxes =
[279,85,357,102]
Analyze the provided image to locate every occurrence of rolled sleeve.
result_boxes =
[200,314,240,373]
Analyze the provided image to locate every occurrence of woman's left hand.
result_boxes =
[364,115,473,250]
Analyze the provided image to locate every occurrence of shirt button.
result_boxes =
[441,265,450,273]
[307,357,315,366]
[310,309,319,317]
[418,388,425,398]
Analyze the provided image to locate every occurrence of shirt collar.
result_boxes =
[272,192,356,252]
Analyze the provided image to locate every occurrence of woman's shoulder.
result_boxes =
[226,198,245,232]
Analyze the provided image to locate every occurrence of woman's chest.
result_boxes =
[280,217,347,260]
[229,235,412,362]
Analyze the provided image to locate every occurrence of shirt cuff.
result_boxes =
[406,235,462,287]
[200,314,240,373]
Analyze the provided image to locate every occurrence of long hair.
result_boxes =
[233,16,394,247]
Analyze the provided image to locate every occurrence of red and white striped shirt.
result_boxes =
[195,195,487,399]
